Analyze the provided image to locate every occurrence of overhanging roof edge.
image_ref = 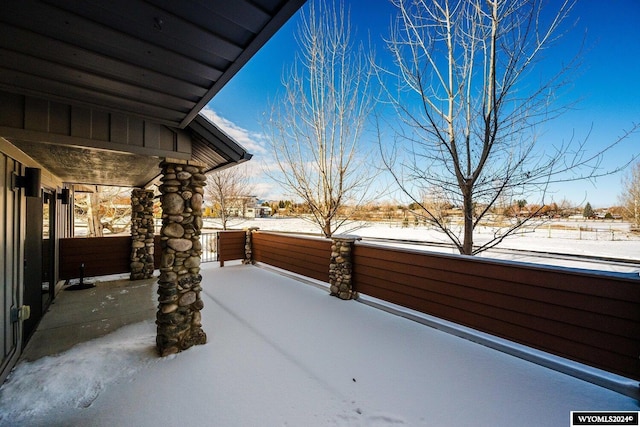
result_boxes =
[203,156,252,175]
[179,0,307,128]
[189,113,253,164]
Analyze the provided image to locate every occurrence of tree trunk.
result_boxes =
[87,192,103,237]
[323,218,332,238]
[462,191,473,255]
[221,212,228,230]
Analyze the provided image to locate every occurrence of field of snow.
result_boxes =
[1,264,637,426]
[205,217,640,273]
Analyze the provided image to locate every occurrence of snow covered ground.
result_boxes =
[0,264,638,426]
[1,218,638,425]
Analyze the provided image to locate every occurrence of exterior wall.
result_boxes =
[0,153,23,384]
[0,140,73,383]
[0,92,191,159]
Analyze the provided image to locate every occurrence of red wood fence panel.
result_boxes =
[218,230,246,266]
[252,232,332,283]
[59,236,131,279]
[352,243,640,380]
[61,233,212,280]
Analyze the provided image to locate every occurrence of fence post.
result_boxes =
[243,227,259,265]
[329,235,361,300]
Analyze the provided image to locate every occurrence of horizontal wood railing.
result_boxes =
[218,231,640,381]
[68,231,637,380]
[252,232,332,283]
[61,232,221,280]
[352,243,640,381]
[60,236,132,279]
[218,230,246,266]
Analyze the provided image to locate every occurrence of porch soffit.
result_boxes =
[5,109,254,188]
[0,0,305,128]
[0,0,305,186]
[189,114,254,174]
[8,139,162,188]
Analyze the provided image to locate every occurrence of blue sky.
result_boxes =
[207,0,640,208]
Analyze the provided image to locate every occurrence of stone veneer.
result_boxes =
[130,188,155,280]
[329,235,360,300]
[156,160,207,356]
[243,227,259,264]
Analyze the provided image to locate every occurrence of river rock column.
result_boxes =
[130,189,155,280]
[243,227,259,264]
[329,235,360,300]
[156,160,207,356]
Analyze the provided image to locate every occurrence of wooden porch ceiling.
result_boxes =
[0,0,305,187]
[0,0,304,129]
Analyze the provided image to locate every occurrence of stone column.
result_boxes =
[243,227,259,265]
[156,160,207,356]
[130,188,155,280]
[329,235,360,300]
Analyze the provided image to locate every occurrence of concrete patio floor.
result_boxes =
[21,274,157,362]
[2,263,638,426]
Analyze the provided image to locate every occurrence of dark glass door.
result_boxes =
[23,189,55,344]
[23,194,43,343]
[42,191,54,311]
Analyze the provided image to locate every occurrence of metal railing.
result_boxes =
[200,232,218,263]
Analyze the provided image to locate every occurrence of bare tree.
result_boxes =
[618,161,640,228]
[74,186,132,237]
[379,0,638,254]
[205,166,254,230]
[264,0,377,237]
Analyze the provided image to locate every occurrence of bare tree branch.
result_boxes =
[378,0,639,255]
[205,166,254,230]
[618,161,640,229]
[264,0,380,237]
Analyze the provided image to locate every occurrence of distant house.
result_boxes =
[595,211,623,220]
[228,196,272,218]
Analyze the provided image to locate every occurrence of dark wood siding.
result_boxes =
[59,236,131,279]
[0,154,21,384]
[218,230,246,265]
[53,185,74,294]
[252,232,332,283]
[352,243,640,380]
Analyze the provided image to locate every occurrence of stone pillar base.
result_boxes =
[130,189,155,280]
[329,235,360,300]
[243,227,259,264]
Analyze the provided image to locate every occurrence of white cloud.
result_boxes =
[195,113,287,199]
[200,107,268,155]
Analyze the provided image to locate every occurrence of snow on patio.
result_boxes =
[1,262,638,426]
